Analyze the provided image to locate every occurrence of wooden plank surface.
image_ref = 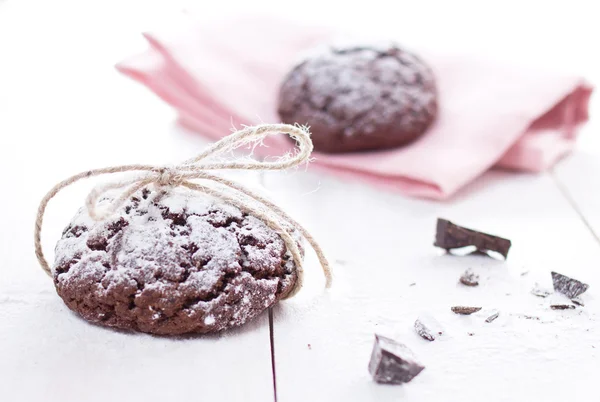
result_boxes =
[0,296,274,402]
[551,80,600,242]
[263,169,599,402]
[553,153,600,243]
[0,95,277,401]
[0,106,277,402]
[0,4,276,400]
[2,1,599,402]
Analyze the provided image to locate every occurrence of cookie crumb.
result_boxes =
[550,304,576,310]
[531,283,552,298]
[451,306,482,315]
[485,312,499,323]
[459,269,479,287]
[414,319,436,341]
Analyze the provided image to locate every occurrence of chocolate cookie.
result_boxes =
[278,44,438,153]
[53,187,300,335]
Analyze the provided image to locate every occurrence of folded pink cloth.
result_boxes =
[117,16,593,199]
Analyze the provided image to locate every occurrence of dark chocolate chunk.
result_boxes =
[550,304,576,310]
[451,306,482,315]
[369,334,425,385]
[459,269,479,286]
[414,319,436,341]
[551,272,589,299]
[434,218,511,258]
[571,297,584,307]
[531,283,552,298]
[485,312,499,323]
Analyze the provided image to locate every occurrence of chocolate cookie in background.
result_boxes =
[53,187,300,336]
[277,43,438,153]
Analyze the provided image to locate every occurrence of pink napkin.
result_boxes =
[117,16,593,199]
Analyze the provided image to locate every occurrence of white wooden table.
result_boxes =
[1,1,598,401]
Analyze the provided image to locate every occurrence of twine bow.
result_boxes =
[34,124,332,297]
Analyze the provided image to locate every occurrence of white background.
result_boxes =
[1,1,599,401]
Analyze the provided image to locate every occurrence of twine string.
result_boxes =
[34,124,332,297]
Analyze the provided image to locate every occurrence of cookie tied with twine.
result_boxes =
[34,124,332,335]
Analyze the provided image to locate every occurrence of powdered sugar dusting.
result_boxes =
[52,186,300,335]
[278,43,438,152]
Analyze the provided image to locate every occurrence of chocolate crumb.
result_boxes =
[571,297,584,307]
[434,218,512,259]
[308,344,312,350]
[451,306,482,315]
[531,283,552,298]
[550,304,576,310]
[368,334,425,385]
[551,272,589,299]
[485,312,499,323]
[459,269,479,286]
[414,319,436,341]
[468,332,475,336]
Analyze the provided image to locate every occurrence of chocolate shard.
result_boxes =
[414,319,436,341]
[520,315,541,321]
[485,311,499,323]
[459,269,479,286]
[550,304,576,310]
[434,218,512,258]
[531,283,552,298]
[451,306,482,315]
[571,297,584,307]
[551,272,589,299]
[369,334,425,385]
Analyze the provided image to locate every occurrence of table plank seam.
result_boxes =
[269,308,278,402]
[551,169,600,246]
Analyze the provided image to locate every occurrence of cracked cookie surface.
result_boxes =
[53,187,299,335]
[277,44,438,153]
